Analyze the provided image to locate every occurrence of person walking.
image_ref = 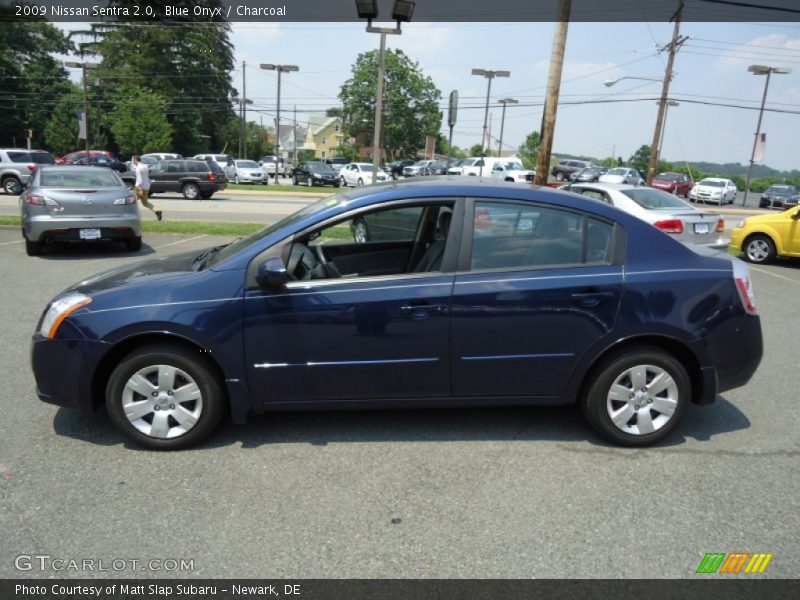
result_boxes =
[131,155,162,221]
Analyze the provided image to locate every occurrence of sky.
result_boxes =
[62,20,800,171]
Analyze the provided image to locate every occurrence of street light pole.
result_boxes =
[743,64,791,206]
[497,98,517,157]
[472,68,510,176]
[260,64,300,172]
[356,1,415,184]
[65,60,98,156]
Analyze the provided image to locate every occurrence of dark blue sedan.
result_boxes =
[31,180,762,449]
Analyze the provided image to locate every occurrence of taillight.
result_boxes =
[26,194,44,205]
[733,260,757,314]
[653,219,684,234]
[113,194,136,205]
[207,172,216,181]
[716,218,725,233]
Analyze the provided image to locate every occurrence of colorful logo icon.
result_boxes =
[696,553,773,574]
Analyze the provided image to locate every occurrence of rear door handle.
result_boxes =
[400,302,447,320]
[570,291,614,308]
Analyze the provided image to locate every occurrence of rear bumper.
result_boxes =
[24,214,141,241]
[715,314,763,394]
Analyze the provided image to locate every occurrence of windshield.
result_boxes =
[657,173,680,181]
[621,188,692,209]
[207,197,343,267]
[766,185,795,195]
[606,168,628,176]
[236,160,260,168]
[40,169,122,188]
[698,179,724,187]
[413,160,428,166]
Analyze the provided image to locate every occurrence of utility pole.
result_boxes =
[497,98,518,158]
[646,1,685,186]
[293,104,298,167]
[534,0,571,186]
[242,60,247,159]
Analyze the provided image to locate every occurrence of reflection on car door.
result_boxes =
[243,200,462,404]
[450,199,623,398]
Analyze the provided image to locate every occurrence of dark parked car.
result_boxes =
[31,180,762,450]
[74,155,128,173]
[56,150,115,165]
[387,159,416,179]
[759,184,800,209]
[569,166,608,183]
[551,159,590,181]
[293,161,341,187]
[121,159,227,199]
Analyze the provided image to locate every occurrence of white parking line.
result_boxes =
[0,240,22,246]
[153,235,208,249]
[749,265,800,283]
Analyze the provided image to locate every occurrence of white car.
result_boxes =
[688,178,737,205]
[598,167,644,186]
[232,160,267,185]
[340,162,390,187]
[566,182,727,249]
[193,154,236,181]
[490,159,535,183]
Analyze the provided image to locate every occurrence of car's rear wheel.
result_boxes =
[125,236,142,252]
[581,347,689,447]
[106,345,225,450]
[743,234,776,264]
[182,183,200,200]
[3,176,22,195]
[24,234,42,256]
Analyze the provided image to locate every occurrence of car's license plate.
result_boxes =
[694,223,709,234]
[79,228,101,240]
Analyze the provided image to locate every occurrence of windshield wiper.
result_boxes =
[192,245,227,270]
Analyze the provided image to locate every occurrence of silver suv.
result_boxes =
[0,149,55,194]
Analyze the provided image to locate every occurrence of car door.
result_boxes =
[243,198,462,403]
[147,161,171,193]
[450,198,623,398]
[295,163,307,184]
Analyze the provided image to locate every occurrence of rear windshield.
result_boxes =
[327,158,347,165]
[40,169,121,188]
[8,151,55,164]
[657,173,680,181]
[621,188,692,209]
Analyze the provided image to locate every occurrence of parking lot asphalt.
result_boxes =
[0,227,798,579]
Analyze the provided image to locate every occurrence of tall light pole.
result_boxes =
[65,60,98,156]
[743,64,791,206]
[355,0,415,183]
[260,63,299,169]
[472,68,510,176]
[497,98,517,157]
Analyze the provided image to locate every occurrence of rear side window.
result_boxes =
[471,201,614,270]
[8,151,54,164]
[188,161,208,173]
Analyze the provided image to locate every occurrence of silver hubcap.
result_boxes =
[122,365,203,439]
[746,239,770,262]
[354,222,367,243]
[606,364,678,436]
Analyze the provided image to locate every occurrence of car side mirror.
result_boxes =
[256,257,288,288]
[792,211,800,220]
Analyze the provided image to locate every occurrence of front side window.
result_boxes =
[471,201,613,270]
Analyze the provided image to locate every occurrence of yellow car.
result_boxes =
[730,206,800,264]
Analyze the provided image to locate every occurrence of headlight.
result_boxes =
[39,292,92,339]
[313,173,322,179]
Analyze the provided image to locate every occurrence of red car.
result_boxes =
[55,150,116,165]
[651,172,693,197]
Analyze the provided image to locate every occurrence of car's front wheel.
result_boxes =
[340,176,347,187]
[182,183,200,200]
[106,344,225,450]
[743,234,776,264]
[357,178,364,187]
[555,171,565,181]
[581,347,689,447]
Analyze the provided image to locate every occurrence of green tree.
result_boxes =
[331,141,361,162]
[43,89,84,156]
[339,49,441,159]
[0,19,72,147]
[469,144,484,157]
[517,131,541,170]
[105,85,173,156]
[628,144,651,174]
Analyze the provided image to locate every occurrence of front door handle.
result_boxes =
[400,302,447,320]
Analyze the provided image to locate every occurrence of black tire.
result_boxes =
[340,176,347,187]
[581,346,690,447]
[743,234,776,264]
[125,236,142,252]
[234,174,240,184]
[3,176,22,195]
[106,344,225,450]
[353,218,370,244]
[555,171,565,181]
[334,183,341,188]
[182,183,200,200]
[357,178,364,187]
[24,235,42,256]
[293,177,298,186]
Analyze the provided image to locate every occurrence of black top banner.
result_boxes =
[0,0,799,23]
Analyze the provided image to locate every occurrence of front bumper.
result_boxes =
[31,335,110,413]
[24,214,142,242]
